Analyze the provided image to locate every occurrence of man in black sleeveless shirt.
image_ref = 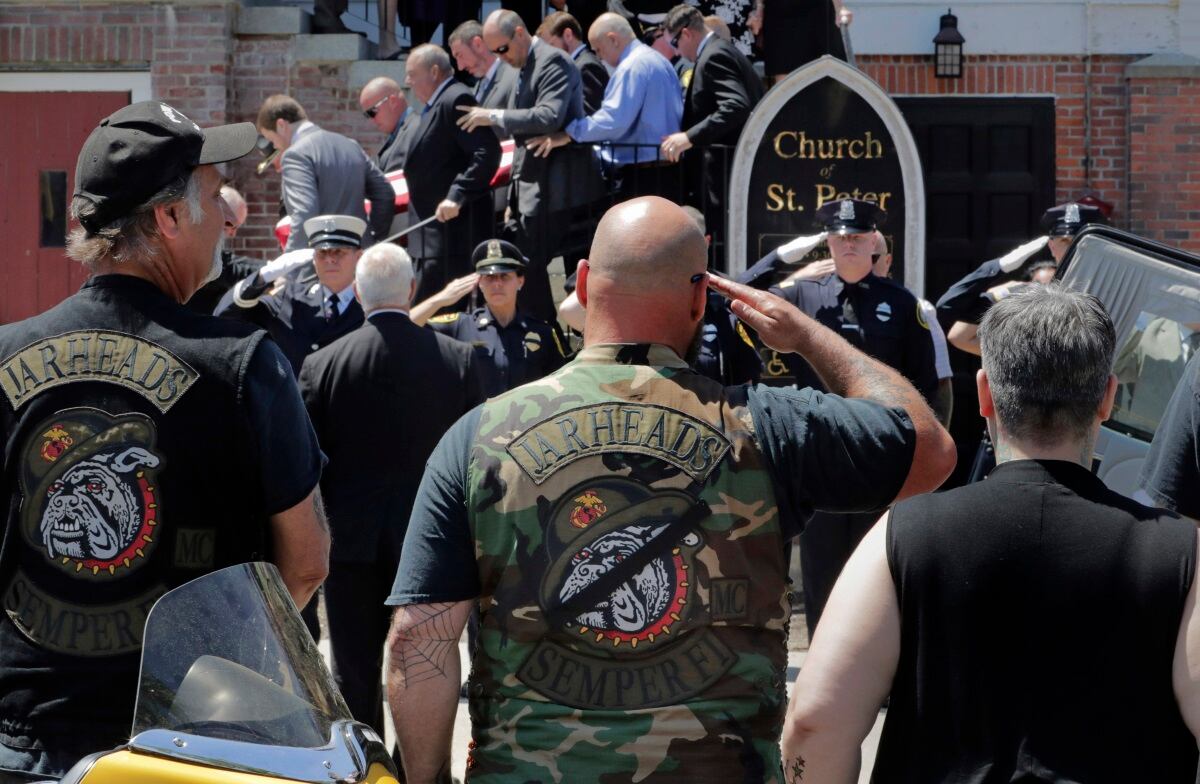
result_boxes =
[783,285,1200,783]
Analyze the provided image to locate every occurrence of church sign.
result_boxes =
[727,56,926,296]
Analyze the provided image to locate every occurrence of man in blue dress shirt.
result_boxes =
[526,12,684,200]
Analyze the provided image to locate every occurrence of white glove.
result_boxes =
[997,235,1049,273]
[260,248,315,283]
[777,232,828,264]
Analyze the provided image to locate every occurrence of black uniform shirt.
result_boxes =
[427,306,566,397]
[218,274,364,376]
[771,272,939,404]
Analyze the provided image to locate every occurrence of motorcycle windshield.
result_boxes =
[133,563,349,748]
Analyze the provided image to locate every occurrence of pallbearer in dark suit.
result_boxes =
[299,241,484,742]
[663,4,763,245]
[359,77,418,173]
[458,9,603,322]
[219,214,368,376]
[538,12,610,114]
[403,44,503,306]
[449,20,520,121]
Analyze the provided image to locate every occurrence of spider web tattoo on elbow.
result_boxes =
[393,603,460,687]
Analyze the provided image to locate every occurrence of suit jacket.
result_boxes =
[683,36,763,146]
[478,61,517,111]
[377,110,419,173]
[403,79,501,263]
[572,45,610,116]
[298,311,484,561]
[503,40,599,216]
[281,122,396,251]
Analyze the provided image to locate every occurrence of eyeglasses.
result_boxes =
[363,94,397,119]
[491,38,513,55]
[670,30,683,49]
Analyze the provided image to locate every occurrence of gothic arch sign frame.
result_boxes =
[727,56,927,297]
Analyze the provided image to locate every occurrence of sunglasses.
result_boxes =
[362,94,394,119]
[491,38,513,55]
[670,30,683,49]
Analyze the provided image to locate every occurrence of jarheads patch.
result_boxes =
[18,408,163,579]
[518,477,736,710]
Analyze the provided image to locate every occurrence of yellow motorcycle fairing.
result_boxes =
[76,749,400,784]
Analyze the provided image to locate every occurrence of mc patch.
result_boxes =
[19,408,164,580]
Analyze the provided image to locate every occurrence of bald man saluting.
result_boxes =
[384,196,954,782]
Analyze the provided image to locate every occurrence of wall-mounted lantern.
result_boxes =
[933,9,965,78]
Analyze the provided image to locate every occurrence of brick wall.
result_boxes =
[858,54,1134,228]
[1127,75,1200,254]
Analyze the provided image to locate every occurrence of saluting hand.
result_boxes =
[457,105,494,132]
[783,258,836,284]
[708,276,811,355]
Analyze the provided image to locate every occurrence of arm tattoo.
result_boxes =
[392,603,459,688]
[786,755,806,782]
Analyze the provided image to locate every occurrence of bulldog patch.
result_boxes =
[19,408,164,580]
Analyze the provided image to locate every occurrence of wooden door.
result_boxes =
[897,97,1056,486]
[0,91,130,324]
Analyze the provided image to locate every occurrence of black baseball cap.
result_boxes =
[815,198,886,235]
[473,239,528,275]
[74,101,257,232]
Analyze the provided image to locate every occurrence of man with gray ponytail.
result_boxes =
[784,284,1200,783]
[0,101,330,781]
[299,241,483,739]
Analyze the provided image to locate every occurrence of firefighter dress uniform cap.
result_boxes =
[1040,202,1107,237]
[303,215,368,250]
[473,239,529,275]
[815,198,886,235]
[74,101,257,233]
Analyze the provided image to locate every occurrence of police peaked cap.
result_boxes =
[473,239,529,275]
[815,199,886,235]
[74,101,257,233]
[304,215,368,249]
[1040,203,1107,237]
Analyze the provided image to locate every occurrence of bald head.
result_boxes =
[362,76,402,100]
[220,185,247,237]
[580,198,709,352]
[871,230,893,277]
[589,13,636,65]
[588,197,707,291]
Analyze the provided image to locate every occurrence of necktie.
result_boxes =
[325,293,340,322]
[475,75,490,101]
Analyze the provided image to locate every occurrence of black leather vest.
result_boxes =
[0,275,275,761]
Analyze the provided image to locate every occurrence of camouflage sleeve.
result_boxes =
[746,384,916,538]
[242,339,326,515]
[387,407,484,606]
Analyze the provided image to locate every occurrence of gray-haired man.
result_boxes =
[784,284,1200,783]
[298,242,483,739]
[0,101,329,780]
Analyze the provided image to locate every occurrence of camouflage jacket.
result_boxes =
[464,343,790,783]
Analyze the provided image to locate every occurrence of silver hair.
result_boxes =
[979,283,1115,445]
[355,243,415,310]
[67,169,205,270]
[409,43,452,74]
[493,8,524,36]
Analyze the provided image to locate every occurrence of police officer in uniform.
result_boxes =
[738,199,939,637]
[410,239,567,397]
[382,197,954,783]
[220,215,368,376]
[937,201,1108,356]
[0,102,329,781]
[936,201,1107,483]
